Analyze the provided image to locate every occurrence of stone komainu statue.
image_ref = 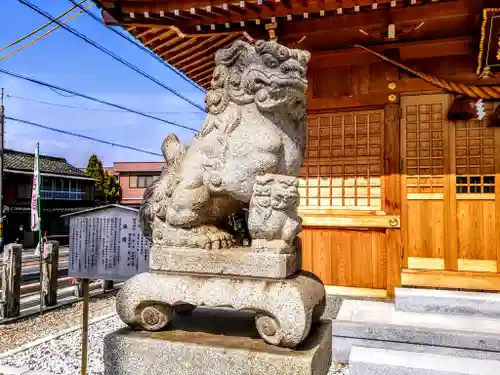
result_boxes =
[114,40,327,353]
[139,39,310,249]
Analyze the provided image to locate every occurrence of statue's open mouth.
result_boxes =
[243,68,307,94]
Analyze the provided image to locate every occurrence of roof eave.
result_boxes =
[5,169,98,181]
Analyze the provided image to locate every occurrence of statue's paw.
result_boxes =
[207,229,235,249]
[195,226,235,249]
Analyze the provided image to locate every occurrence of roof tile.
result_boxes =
[4,149,87,177]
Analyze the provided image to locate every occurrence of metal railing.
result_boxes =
[40,190,85,200]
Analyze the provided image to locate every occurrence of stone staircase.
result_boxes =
[333,287,500,374]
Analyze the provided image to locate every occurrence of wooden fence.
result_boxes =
[0,241,120,320]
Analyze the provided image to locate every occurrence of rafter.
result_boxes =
[172,34,237,66]
[185,60,215,76]
[198,75,213,87]
[159,38,200,58]
[151,36,185,53]
[167,36,219,62]
[191,65,215,81]
[181,53,214,71]
[142,28,177,46]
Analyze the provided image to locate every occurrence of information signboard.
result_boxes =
[66,205,151,280]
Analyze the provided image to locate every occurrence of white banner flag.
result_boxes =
[31,142,40,232]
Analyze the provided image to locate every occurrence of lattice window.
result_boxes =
[455,118,495,194]
[405,103,444,194]
[300,110,383,209]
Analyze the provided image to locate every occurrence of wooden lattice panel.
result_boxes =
[306,111,383,159]
[455,119,495,195]
[300,110,383,209]
[405,103,444,194]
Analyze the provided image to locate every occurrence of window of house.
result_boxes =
[299,110,384,210]
[41,177,53,191]
[129,174,158,188]
[129,175,138,188]
[17,183,32,199]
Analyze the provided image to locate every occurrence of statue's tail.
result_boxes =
[139,134,186,240]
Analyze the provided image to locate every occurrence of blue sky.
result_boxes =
[0,0,206,167]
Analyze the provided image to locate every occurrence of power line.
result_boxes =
[6,116,163,157]
[66,0,205,94]
[1,2,94,61]
[6,94,204,114]
[0,68,198,132]
[0,0,87,52]
[49,87,77,97]
[17,0,205,113]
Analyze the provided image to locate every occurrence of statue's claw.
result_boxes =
[182,226,236,250]
[206,228,235,249]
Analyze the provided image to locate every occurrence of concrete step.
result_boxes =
[395,287,500,318]
[349,346,500,375]
[332,299,500,363]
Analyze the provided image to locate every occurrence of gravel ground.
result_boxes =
[329,363,349,375]
[1,311,348,375]
[0,292,118,353]
[0,314,126,375]
[0,291,348,375]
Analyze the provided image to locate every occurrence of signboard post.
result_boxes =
[81,278,89,375]
[65,205,151,375]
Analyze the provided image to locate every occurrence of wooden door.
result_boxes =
[401,94,500,289]
[299,109,399,296]
[453,106,498,273]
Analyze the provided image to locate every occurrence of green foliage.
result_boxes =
[103,170,121,203]
[84,155,121,204]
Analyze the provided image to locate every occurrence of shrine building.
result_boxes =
[93,0,500,299]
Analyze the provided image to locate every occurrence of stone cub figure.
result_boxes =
[248,174,302,252]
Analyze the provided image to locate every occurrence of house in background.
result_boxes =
[4,149,97,247]
[112,161,165,208]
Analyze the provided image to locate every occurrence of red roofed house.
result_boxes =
[112,161,165,208]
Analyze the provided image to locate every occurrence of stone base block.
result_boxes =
[395,287,500,318]
[104,309,332,375]
[349,346,500,375]
[116,271,326,348]
[150,244,298,278]
[332,299,500,364]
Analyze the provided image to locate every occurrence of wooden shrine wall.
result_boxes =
[298,43,498,296]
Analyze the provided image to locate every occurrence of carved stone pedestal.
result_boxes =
[116,268,325,347]
[104,308,332,375]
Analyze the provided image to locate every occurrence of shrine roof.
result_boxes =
[94,0,477,89]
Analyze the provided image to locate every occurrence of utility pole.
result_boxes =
[0,88,4,253]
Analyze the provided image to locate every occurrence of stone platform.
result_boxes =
[349,346,500,375]
[104,308,332,375]
[395,287,500,319]
[333,299,500,364]
[150,245,298,278]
